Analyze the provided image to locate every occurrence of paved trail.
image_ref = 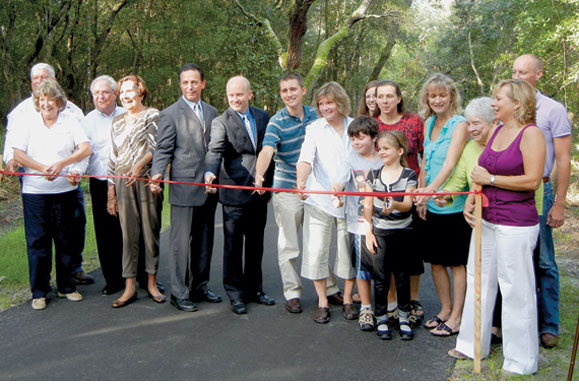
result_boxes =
[0,204,458,380]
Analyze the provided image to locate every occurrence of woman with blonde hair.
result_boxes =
[451,80,545,375]
[414,73,470,337]
[296,81,357,324]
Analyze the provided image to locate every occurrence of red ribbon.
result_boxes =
[0,169,489,206]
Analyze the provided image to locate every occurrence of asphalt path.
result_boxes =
[0,203,459,380]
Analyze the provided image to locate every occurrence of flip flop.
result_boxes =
[424,315,446,329]
[430,322,459,337]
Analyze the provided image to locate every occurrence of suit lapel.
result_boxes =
[178,98,206,147]
[250,106,263,150]
[227,107,254,152]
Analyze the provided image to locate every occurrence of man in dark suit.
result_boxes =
[150,63,221,312]
[204,75,275,314]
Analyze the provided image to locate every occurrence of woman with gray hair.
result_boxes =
[11,79,92,310]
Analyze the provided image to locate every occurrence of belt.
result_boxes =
[542,177,550,183]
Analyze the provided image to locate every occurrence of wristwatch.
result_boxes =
[490,175,495,186]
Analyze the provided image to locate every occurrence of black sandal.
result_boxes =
[424,315,446,329]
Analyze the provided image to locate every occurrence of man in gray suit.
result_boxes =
[150,63,221,312]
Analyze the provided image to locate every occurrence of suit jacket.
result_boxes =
[204,106,273,206]
[151,98,218,206]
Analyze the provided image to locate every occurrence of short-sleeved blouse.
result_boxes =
[376,113,424,176]
[423,114,467,214]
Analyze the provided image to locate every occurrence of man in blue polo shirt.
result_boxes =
[255,73,330,314]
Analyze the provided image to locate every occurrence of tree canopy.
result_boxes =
[0,0,577,119]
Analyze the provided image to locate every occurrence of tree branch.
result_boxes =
[234,0,286,67]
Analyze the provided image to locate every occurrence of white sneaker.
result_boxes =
[58,291,83,302]
[32,298,46,310]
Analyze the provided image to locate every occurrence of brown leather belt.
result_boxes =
[543,177,550,183]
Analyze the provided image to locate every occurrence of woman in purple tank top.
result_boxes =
[449,80,545,375]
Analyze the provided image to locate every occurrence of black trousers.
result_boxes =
[189,194,218,294]
[68,185,86,274]
[89,178,124,288]
[222,201,267,302]
[362,228,412,317]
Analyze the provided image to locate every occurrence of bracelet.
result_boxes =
[490,175,495,186]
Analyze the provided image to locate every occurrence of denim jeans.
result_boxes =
[22,191,78,298]
[538,182,559,336]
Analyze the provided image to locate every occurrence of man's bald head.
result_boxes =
[512,54,543,89]
[226,76,253,113]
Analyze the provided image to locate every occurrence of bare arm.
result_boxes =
[254,145,275,192]
[363,184,378,254]
[548,135,571,227]
[296,161,312,200]
[416,121,469,206]
[471,125,545,191]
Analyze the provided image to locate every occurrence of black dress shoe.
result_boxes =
[247,292,275,306]
[101,285,124,296]
[72,271,95,285]
[191,289,222,303]
[203,289,222,303]
[170,295,197,312]
[257,292,275,306]
[231,299,247,314]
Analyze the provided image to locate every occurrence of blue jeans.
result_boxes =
[538,182,559,336]
[22,191,78,298]
[353,234,372,280]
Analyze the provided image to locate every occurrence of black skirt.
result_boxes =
[418,211,471,267]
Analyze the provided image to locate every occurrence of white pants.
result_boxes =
[301,203,354,281]
[455,219,539,375]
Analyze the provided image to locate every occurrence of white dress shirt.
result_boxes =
[298,117,353,218]
[83,105,126,180]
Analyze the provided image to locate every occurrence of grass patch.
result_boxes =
[450,272,579,380]
[0,178,171,310]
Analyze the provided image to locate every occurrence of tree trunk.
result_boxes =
[286,0,315,71]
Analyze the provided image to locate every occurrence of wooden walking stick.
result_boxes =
[474,192,482,373]
[568,312,579,380]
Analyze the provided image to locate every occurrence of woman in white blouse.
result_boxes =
[13,79,91,310]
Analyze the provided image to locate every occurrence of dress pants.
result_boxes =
[169,194,218,300]
[22,191,78,298]
[116,180,163,277]
[222,201,267,301]
[89,178,124,288]
[455,220,539,375]
[68,185,86,274]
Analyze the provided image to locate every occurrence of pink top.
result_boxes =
[479,124,538,226]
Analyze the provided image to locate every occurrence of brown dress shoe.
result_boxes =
[313,307,330,324]
[343,303,359,320]
[285,298,302,313]
[327,292,344,306]
[540,332,558,349]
